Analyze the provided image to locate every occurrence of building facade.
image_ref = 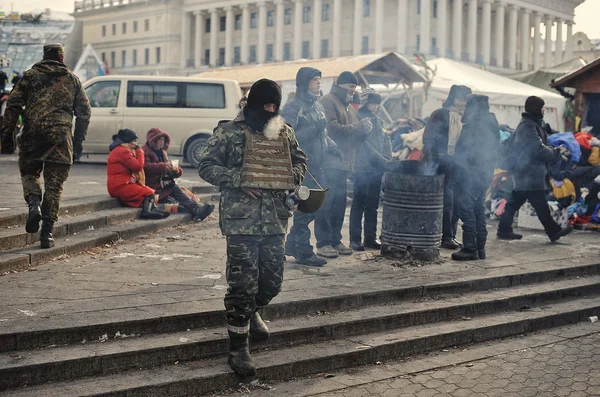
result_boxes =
[74,0,585,75]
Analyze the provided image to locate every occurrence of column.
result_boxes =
[313,0,322,58]
[494,1,505,67]
[224,7,234,66]
[520,9,530,70]
[420,0,431,54]
[555,19,563,65]
[466,0,477,62]
[437,0,448,57]
[275,0,285,61]
[353,0,363,55]
[180,11,190,68]
[481,0,492,65]
[532,12,542,70]
[544,15,553,68]
[241,5,250,64]
[375,0,384,52]
[209,9,218,67]
[451,0,463,60]
[194,11,203,68]
[332,0,342,56]
[565,21,574,61]
[507,5,518,70]
[294,0,303,59]
[257,1,267,63]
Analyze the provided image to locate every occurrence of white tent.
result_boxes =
[421,58,567,131]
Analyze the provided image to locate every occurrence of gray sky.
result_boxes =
[3,0,600,39]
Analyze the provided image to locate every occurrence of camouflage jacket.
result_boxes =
[198,112,308,236]
[1,60,91,164]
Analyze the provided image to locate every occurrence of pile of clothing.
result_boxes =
[387,118,427,160]
[546,131,600,229]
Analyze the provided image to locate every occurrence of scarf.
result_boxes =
[447,105,465,156]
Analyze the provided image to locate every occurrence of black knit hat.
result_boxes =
[337,71,358,86]
[246,79,282,111]
[525,96,545,118]
[112,129,138,144]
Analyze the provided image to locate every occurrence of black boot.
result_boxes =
[477,236,486,260]
[140,196,167,220]
[452,232,478,261]
[497,230,523,240]
[25,195,42,234]
[192,203,215,221]
[250,311,270,341]
[40,220,55,249]
[227,326,256,376]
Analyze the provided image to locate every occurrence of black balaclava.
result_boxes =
[525,96,545,119]
[243,79,282,132]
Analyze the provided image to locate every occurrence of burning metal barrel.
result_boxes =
[381,161,444,261]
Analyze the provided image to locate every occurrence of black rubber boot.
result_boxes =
[452,233,478,261]
[477,236,486,260]
[250,311,270,341]
[227,326,256,377]
[25,195,42,234]
[40,220,55,249]
[192,203,215,221]
[140,196,167,220]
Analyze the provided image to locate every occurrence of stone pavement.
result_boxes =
[0,208,599,335]
[0,155,205,210]
[218,323,600,397]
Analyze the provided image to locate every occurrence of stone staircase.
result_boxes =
[0,187,219,274]
[1,261,599,396]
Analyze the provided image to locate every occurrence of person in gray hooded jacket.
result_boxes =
[282,67,343,267]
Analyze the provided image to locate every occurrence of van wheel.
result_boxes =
[186,136,209,169]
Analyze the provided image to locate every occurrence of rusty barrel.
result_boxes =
[381,161,444,261]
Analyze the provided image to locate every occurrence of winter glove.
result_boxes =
[328,145,344,162]
[362,118,373,134]
[73,139,84,162]
[1,133,15,154]
[316,117,327,134]
[558,145,571,161]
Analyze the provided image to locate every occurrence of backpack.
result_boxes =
[500,129,519,171]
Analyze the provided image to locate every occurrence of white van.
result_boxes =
[82,75,242,167]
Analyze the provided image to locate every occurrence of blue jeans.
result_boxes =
[315,168,348,248]
[349,172,382,244]
[285,166,326,257]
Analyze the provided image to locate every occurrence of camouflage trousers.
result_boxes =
[19,157,71,223]
[225,234,285,326]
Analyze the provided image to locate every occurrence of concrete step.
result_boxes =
[0,213,192,274]
[1,275,599,391]
[0,196,121,229]
[0,207,141,252]
[2,261,599,353]
[3,294,599,397]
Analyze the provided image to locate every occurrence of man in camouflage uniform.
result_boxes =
[0,44,91,249]
[198,79,307,376]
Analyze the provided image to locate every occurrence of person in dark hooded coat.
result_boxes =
[497,96,573,242]
[282,67,343,267]
[451,95,499,261]
[423,85,472,250]
[350,89,392,251]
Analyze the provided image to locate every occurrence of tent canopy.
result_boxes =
[425,58,565,109]
[509,58,587,92]
[194,52,426,89]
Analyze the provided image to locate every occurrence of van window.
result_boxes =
[127,81,179,107]
[85,81,121,108]
[184,83,226,109]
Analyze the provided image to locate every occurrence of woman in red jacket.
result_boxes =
[142,128,214,221]
[107,129,168,219]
